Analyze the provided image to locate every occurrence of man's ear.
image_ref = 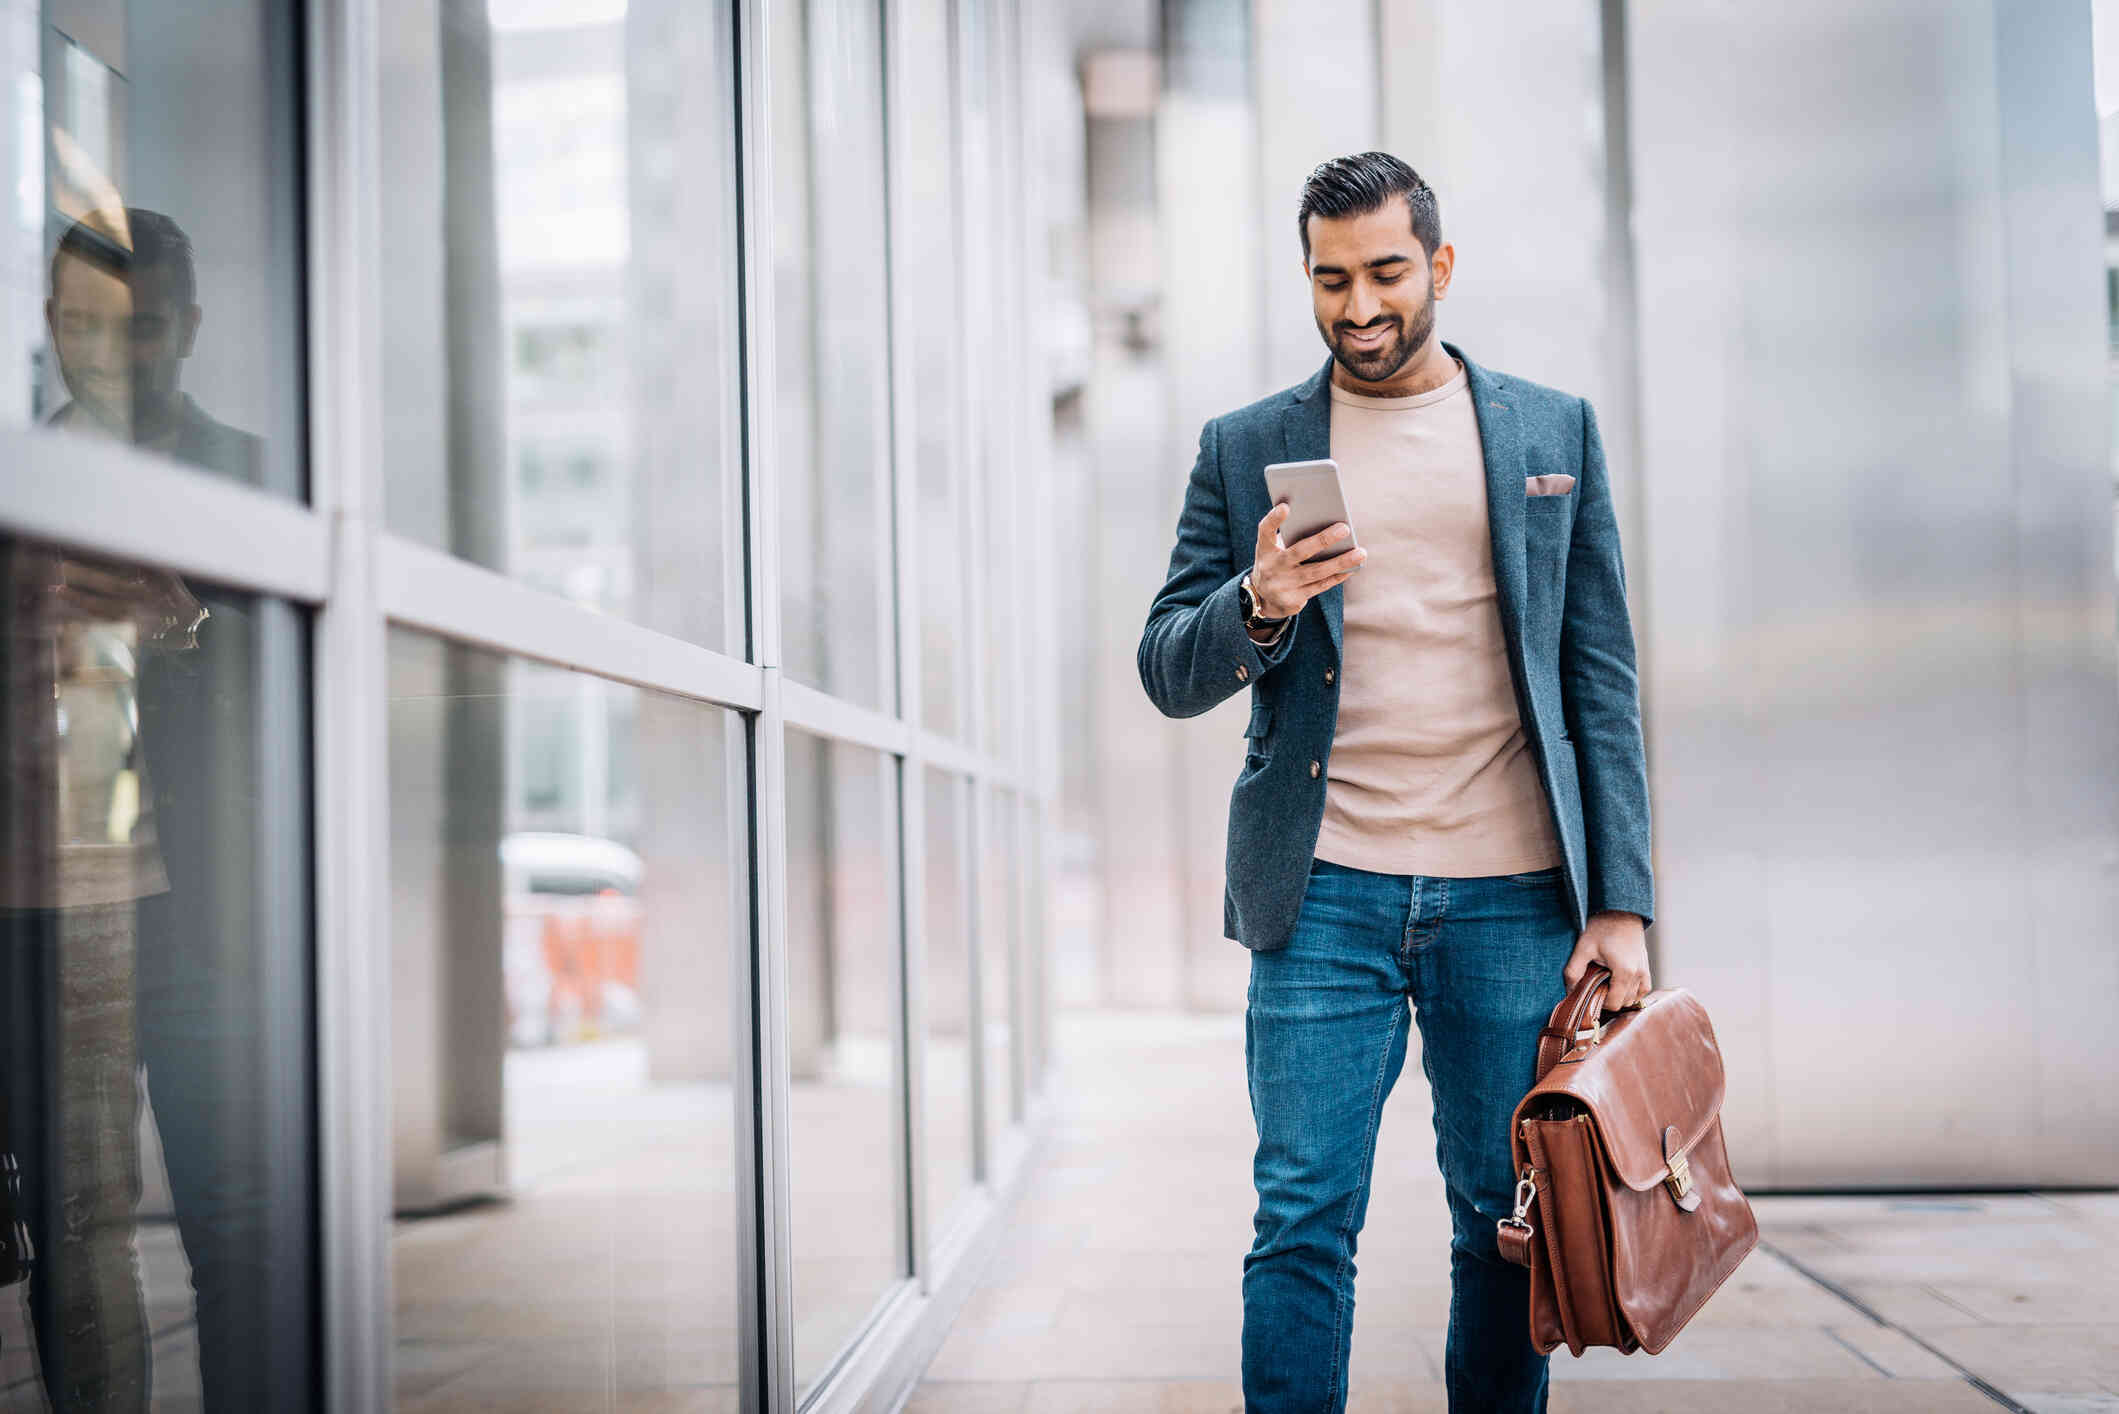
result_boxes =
[1429,242,1455,299]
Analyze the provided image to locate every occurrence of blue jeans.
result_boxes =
[1241,855,1576,1413]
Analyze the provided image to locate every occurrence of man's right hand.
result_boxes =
[1250,503,1367,618]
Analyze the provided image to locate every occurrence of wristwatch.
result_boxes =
[1239,571,1290,635]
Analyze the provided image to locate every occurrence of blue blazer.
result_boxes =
[1136,340,1655,950]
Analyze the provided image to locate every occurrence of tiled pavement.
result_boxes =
[906,1011,2119,1414]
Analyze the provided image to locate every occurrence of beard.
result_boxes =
[1324,274,1436,383]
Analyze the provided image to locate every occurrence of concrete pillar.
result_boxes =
[1253,0,1379,387]
[1083,42,1189,1008]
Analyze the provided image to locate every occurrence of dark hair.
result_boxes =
[49,207,197,306]
[1296,152,1440,264]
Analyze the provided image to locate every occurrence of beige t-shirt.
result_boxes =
[1310,358,1563,878]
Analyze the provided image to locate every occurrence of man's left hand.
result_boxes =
[1563,910,1651,1009]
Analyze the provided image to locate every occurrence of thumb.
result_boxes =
[1257,502,1289,554]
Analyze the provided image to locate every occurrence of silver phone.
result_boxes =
[1263,458,1358,565]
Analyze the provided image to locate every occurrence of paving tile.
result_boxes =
[2017,1396,2119,1414]
[1913,1323,2119,1395]
[1920,1278,2119,1325]
[951,1284,1070,1335]
[1834,1280,1989,1328]
[1052,1282,1242,1331]
[1347,1322,1440,1380]
[1545,1377,2003,1412]
[1543,1326,1879,1381]
[1021,1378,1245,1412]
[1819,1321,1959,1378]
[900,1381,1032,1413]
[1344,1383,1447,1414]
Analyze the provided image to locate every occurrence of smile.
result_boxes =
[1345,325,1392,348]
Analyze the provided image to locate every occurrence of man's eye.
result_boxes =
[1377,274,1402,284]
[1321,281,1346,291]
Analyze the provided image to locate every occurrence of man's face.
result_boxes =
[45,255,197,434]
[1304,196,1450,384]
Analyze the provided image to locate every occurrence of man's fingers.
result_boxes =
[1291,545,1366,584]
[1289,521,1353,562]
[1606,970,1651,1010]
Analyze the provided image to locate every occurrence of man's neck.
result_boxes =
[1331,338,1459,398]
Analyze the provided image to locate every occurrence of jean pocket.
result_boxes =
[1497,865,1562,886]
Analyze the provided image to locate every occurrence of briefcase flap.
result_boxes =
[1520,988,1726,1193]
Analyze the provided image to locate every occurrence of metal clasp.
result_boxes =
[1499,1164,1539,1236]
[1664,1150,1693,1201]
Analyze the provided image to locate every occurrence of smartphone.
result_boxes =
[1263,458,1358,565]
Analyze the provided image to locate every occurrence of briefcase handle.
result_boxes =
[1534,961,1646,1082]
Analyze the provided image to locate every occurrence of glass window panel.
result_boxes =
[386,629,740,1409]
[0,532,315,1408]
[379,2,743,655]
[901,0,964,738]
[978,782,1018,1142]
[1,2,306,496]
[771,0,896,710]
[782,728,902,1396]
[921,767,972,1229]
[957,0,1016,761]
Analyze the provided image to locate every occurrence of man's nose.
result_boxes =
[1347,286,1382,326]
[90,323,128,367]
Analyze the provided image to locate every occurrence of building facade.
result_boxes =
[0,1,1054,1409]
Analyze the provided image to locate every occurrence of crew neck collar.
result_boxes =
[1328,356,1466,409]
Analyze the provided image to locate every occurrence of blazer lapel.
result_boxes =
[1278,354,1341,659]
[1453,340,1530,693]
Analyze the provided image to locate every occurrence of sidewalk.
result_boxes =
[906,1011,2119,1414]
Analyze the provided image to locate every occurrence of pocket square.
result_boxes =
[1525,473,1575,496]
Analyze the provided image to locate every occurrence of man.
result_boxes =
[43,207,262,481]
[1,207,274,1408]
[1136,152,1654,1413]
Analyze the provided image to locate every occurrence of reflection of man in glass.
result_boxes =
[1,207,274,1409]
[44,207,262,481]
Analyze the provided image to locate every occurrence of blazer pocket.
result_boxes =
[1244,700,1274,740]
[1525,473,1576,496]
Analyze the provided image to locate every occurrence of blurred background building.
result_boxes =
[1055,0,2118,1199]
[0,2,2113,1412]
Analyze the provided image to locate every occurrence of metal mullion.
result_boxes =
[1010,0,1055,1104]
[959,773,989,1185]
[375,533,765,712]
[947,0,997,1194]
[735,1,794,1410]
[996,0,1032,1128]
[780,675,911,760]
[879,0,933,1294]
[913,725,983,782]
[0,432,330,602]
[306,0,390,1408]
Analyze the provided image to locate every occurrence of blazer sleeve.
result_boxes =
[1560,397,1656,925]
[1137,417,1298,719]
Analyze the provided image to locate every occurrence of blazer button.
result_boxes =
[1309,760,1321,778]
[1324,668,1335,685]
[1235,663,1249,682]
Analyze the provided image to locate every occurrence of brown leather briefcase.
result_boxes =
[1496,961,1757,1355]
